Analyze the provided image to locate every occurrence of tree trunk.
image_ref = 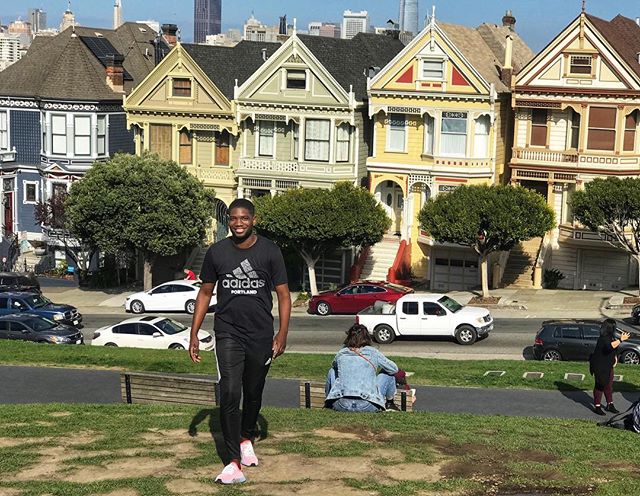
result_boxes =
[300,251,319,296]
[143,254,154,291]
[480,255,490,299]
[637,256,640,298]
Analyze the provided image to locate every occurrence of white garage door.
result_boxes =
[579,249,629,290]
[432,248,479,291]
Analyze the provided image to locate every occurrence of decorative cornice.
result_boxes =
[0,98,38,108]
[43,102,122,112]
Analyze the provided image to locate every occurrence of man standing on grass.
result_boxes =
[189,198,291,485]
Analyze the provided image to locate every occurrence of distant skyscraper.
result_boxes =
[194,0,221,43]
[28,8,47,34]
[399,0,418,35]
[113,0,123,30]
[342,10,369,39]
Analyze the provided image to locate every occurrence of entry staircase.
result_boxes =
[501,237,542,288]
[359,235,401,281]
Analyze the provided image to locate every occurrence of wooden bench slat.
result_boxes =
[123,372,217,384]
[299,380,413,412]
[120,387,215,402]
[127,396,216,406]
[120,383,216,395]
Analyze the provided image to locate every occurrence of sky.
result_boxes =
[2,0,640,51]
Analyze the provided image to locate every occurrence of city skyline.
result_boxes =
[0,0,639,50]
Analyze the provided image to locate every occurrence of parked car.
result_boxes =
[91,315,213,350]
[0,292,82,327]
[356,293,493,345]
[533,319,640,364]
[632,305,640,325]
[0,272,40,294]
[0,314,83,344]
[125,280,215,315]
[308,281,414,316]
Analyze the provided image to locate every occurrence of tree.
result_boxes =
[571,177,640,296]
[418,184,555,298]
[65,153,215,289]
[254,182,390,295]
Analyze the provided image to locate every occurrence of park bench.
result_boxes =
[299,380,415,412]
[120,371,219,406]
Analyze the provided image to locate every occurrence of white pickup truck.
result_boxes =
[356,293,493,345]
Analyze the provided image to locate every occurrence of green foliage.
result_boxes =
[543,268,565,289]
[254,182,391,261]
[65,153,216,259]
[418,184,555,257]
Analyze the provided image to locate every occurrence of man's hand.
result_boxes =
[272,333,287,359]
[189,339,201,364]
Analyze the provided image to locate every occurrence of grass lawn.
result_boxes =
[1,340,639,391]
[0,403,639,496]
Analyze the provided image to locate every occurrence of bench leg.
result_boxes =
[400,391,406,411]
[304,381,311,409]
[125,374,132,404]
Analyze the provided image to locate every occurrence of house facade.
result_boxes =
[510,12,640,290]
[366,15,533,291]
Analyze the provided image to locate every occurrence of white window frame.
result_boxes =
[23,180,39,204]
[386,113,407,153]
[473,115,490,158]
[291,122,299,160]
[304,119,331,162]
[97,115,107,156]
[421,58,445,80]
[440,111,468,157]
[285,69,307,90]
[0,111,8,151]
[335,123,351,163]
[51,114,67,155]
[423,114,434,155]
[257,120,275,157]
[74,115,92,156]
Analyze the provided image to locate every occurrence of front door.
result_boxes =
[2,192,13,234]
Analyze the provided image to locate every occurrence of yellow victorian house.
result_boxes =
[365,12,533,291]
[123,41,279,240]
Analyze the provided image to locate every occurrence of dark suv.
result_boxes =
[0,272,40,294]
[0,292,82,327]
[533,319,640,365]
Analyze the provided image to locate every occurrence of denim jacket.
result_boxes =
[325,346,398,409]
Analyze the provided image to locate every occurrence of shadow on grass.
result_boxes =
[188,408,268,465]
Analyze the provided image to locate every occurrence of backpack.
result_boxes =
[599,400,640,432]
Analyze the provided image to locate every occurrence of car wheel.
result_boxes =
[185,300,196,314]
[373,324,395,344]
[105,342,118,347]
[169,344,185,350]
[620,350,640,365]
[542,349,562,361]
[130,300,145,314]
[316,301,331,316]
[455,325,477,345]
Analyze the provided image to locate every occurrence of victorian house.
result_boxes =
[365,13,532,291]
[0,22,170,266]
[510,11,640,290]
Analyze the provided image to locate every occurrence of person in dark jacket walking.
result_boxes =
[589,319,630,416]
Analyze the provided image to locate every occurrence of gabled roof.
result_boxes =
[182,41,281,100]
[586,13,640,79]
[297,33,406,100]
[0,22,164,102]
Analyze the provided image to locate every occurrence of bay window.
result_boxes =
[387,113,406,152]
[624,110,637,152]
[423,114,434,155]
[74,115,91,156]
[304,119,330,161]
[587,107,616,151]
[292,122,299,160]
[473,115,490,158]
[530,109,548,146]
[179,130,192,164]
[335,123,350,162]
[51,114,67,155]
[0,111,7,150]
[440,111,467,156]
[97,115,107,155]
[258,121,274,157]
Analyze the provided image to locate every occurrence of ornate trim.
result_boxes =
[0,98,38,108]
[42,102,122,112]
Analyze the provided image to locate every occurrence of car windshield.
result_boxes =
[154,318,187,335]
[25,295,50,308]
[24,317,56,332]
[438,296,463,313]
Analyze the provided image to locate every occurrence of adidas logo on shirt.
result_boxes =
[223,259,266,293]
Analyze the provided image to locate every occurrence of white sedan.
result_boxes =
[124,280,216,314]
[91,316,214,351]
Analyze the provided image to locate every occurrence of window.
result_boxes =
[215,131,230,166]
[0,111,7,150]
[363,286,386,293]
[286,69,306,89]
[387,113,406,152]
[171,285,195,293]
[52,182,67,199]
[179,130,192,164]
[149,124,172,160]
[570,110,580,149]
[474,115,490,158]
[23,181,38,204]
[113,323,137,334]
[11,299,25,310]
[137,324,157,336]
[258,121,274,157]
[402,301,419,315]
[440,111,467,156]
[559,325,580,339]
[51,114,67,155]
[624,110,637,152]
[587,107,616,151]
[304,119,330,161]
[172,78,191,97]
[335,123,350,162]
[569,55,592,75]
[530,109,547,147]
[422,59,444,79]
[291,122,299,160]
[74,115,91,156]
[582,324,600,340]
[151,285,173,295]
[0,297,8,309]
[423,114,434,155]
[423,302,445,316]
[97,115,107,155]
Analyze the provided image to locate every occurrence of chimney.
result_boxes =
[161,23,178,47]
[502,9,516,31]
[105,54,125,92]
[501,34,513,87]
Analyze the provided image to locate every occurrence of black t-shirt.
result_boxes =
[200,235,288,344]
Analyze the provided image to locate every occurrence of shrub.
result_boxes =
[543,268,565,289]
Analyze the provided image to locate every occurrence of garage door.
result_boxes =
[579,249,629,290]
[432,248,479,291]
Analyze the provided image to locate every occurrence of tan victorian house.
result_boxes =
[510,11,640,290]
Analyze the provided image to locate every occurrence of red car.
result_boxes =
[308,281,413,316]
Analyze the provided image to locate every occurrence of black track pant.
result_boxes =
[215,336,272,462]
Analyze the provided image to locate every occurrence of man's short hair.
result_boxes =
[228,198,255,216]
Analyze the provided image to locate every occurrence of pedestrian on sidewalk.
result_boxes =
[189,198,291,485]
[325,323,400,412]
[589,318,630,416]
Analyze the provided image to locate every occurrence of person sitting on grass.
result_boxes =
[325,323,400,412]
